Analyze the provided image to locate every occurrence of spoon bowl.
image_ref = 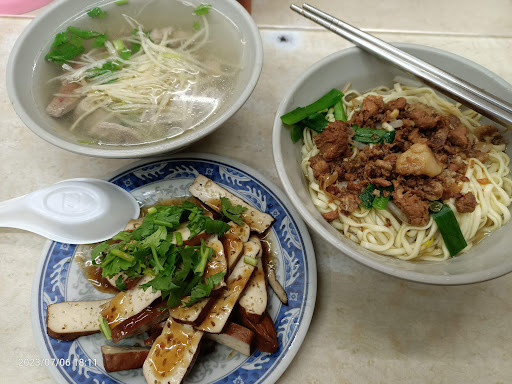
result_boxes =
[0,178,140,244]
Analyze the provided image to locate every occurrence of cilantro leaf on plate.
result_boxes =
[220,197,247,226]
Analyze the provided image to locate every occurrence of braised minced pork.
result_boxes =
[309,95,499,226]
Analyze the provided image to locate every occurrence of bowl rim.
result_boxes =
[273,42,512,285]
[6,0,263,158]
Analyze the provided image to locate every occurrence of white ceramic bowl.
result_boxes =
[273,43,512,285]
[7,0,262,158]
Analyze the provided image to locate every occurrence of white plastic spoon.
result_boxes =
[0,178,140,244]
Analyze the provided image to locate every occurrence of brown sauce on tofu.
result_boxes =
[147,319,201,378]
[74,246,118,294]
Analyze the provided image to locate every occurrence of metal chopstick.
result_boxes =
[290,3,512,130]
[302,3,512,115]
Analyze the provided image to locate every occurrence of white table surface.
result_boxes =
[1,1,512,383]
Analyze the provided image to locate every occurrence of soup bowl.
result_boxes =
[7,0,262,158]
[273,43,512,285]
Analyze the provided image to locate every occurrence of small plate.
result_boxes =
[32,154,317,384]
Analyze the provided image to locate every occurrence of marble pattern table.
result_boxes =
[1,1,512,383]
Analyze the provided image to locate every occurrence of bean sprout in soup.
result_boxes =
[37,0,244,147]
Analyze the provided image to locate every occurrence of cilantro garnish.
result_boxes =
[115,275,127,291]
[193,21,201,31]
[193,4,212,16]
[87,7,107,18]
[185,271,225,306]
[45,26,105,64]
[220,197,247,226]
[93,200,233,308]
[85,60,125,80]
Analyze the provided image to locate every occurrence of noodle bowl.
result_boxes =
[300,82,512,261]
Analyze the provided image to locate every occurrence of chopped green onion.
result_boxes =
[194,239,211,275]
[430,204,467,257]
[92,34,107,48]
[153,219,175,228]
[111,248,134,262]
[87,7,107,18]
[98,316,112,340]
[372,194,391,210]
[193,21,201,31]
[360,183,393,210]
[193,4,212,15]
[244,256,258,267]
[113,39,126,51]
[66,26,101,39]
[300,112,329,133]
[131,42,141,53]
[352,125,395,144]
[119,48,132,60]
[281,88,344,125]
[115,0,129,4]
[359,184,376,209]
[175,231,183,247]
[147,206,157,215]
[290,125,303,143]
[333,99,347,121]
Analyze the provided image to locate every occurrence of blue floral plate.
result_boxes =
[32,154,317,384]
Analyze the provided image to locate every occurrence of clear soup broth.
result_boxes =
[33,0,245,148]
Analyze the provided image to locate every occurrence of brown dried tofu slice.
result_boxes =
[195,240,259,333]
[238,236,267,322]
[143,318,203,384]
[227,221,250,242]
[47,299,111,341]
[205,322,255,356]
[101,275,161,329]
[222,221,251,274]
[204,235,227,289]
[188,175,274,233]
[101,345,151,372]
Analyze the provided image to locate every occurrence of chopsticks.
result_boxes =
[290,3,512,130]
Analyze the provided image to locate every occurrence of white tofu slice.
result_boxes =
[238,236,267,322]
[143,318,203,384]
[195,240,259,333]
[47,299,110,341]
[188,175,274,233]
[227,221,250,243]
[168,293,219,326]
[101,275,161,329]
[123,218,143,231]
[169,222,192,244]
[222,221,250,274]
[205,322,255,356]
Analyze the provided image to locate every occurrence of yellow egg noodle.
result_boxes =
[301,83,512,261]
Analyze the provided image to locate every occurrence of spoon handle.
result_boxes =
[0,194,32,229]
